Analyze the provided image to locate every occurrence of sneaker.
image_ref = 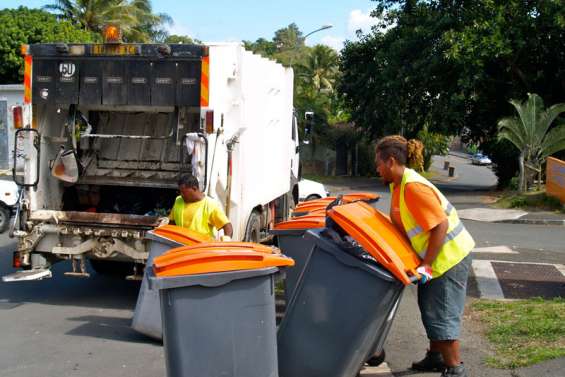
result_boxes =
[441,363,468,377]
[411,350,445,372]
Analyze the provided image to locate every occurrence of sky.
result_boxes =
[4,0,380,50]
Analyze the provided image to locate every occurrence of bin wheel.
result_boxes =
[244,211,261,243]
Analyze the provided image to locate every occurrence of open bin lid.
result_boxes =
[274,215,326,230]
[294,192,380,214]
[327,201,420,285]
[342,192,380,202]
[153,245,295,277]
[153,224,211,245]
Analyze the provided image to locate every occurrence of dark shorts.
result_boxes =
[417,254,472,341]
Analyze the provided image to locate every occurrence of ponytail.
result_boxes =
[375,135,425,172]
[407,139,424,172]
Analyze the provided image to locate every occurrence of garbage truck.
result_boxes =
[5,30,300,281]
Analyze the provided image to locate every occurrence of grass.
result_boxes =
[471,298,565,369]
[495,190,565,213]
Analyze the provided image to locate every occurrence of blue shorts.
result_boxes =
[417,254,472,341]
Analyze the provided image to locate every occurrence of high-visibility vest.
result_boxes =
[391,168,475,278]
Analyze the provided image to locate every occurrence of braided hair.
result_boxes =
[375,135,424,172]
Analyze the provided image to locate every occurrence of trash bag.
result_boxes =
[51,147,80,183]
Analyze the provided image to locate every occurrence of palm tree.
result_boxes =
[497,93,565,192]
[296,45,339,94]
[44,0,170,42]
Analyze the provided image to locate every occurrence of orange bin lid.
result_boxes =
[342,192,380,202]
[274,215,326,230]
[294,198,334,213]
[294,192,380,214]
[153,244,294,277]
[327,201,420,285]
[156,242,277,265]
[153,224,211,245]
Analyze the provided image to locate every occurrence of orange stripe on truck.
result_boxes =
[200,56,209,107]
[24,55,32,104]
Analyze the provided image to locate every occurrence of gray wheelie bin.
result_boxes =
[277,201,421,377]
[132,225,208,340]
[269,215,325,303]
[149,243,294,377]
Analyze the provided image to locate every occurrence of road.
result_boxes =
[0,156,562,377]
[0,233,165,377]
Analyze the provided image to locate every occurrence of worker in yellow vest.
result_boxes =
[375,136,474,377]
[169,174,233,241]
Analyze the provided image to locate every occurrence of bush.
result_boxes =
[482,139,519,189]
[416,126,450,171]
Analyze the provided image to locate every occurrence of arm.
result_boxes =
[421,218,448,267]
[221,222,233,238]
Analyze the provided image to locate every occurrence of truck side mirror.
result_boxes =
[13,128,40,187]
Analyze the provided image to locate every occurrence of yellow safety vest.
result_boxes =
[391,168,475,278]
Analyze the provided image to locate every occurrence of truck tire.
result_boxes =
[244,211,261,243]
[90,260,136,277]
[0,205,10,233]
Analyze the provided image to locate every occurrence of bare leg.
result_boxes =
[430,340,460,367]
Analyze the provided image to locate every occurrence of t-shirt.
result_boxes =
[391,182,447,235]
[169,196,230,238]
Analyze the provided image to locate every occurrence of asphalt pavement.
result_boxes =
[0,153,563,377]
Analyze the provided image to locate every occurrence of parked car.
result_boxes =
[298,179,329,202]
[0,179,18,233]
[471,153,492,166]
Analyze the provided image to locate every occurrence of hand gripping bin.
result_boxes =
[270,215,326,303]
[132,225,210,340]
[149,243,294,377]
[277,201,421,377]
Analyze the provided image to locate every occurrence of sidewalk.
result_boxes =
[429,156,565,226]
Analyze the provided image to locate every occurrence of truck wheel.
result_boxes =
[0,205,10,233]
[305,194,321,202]
[244,211,261,243]
[90,260,136,277]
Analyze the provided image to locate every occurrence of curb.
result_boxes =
[495,218,565,226]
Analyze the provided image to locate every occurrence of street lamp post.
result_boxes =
[302,24,333,42]
[289,24,333,67]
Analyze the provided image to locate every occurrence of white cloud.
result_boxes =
[167,20,193,37]
[348,9,378,35]
[320,36,345,51]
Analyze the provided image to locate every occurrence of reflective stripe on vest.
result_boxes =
[393,168,475,277]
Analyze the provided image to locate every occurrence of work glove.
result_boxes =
[416,265,433,284]
[220,235,232,242]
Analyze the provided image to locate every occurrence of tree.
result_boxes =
[0,7,96,84]
[296,45,339,94]
[165,34,196,44]
[338,0,565,186]
[498,93,565,192]
[44,0,170,42]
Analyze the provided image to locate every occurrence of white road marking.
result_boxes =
[473,245,518,254]
[471,260,505,299]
